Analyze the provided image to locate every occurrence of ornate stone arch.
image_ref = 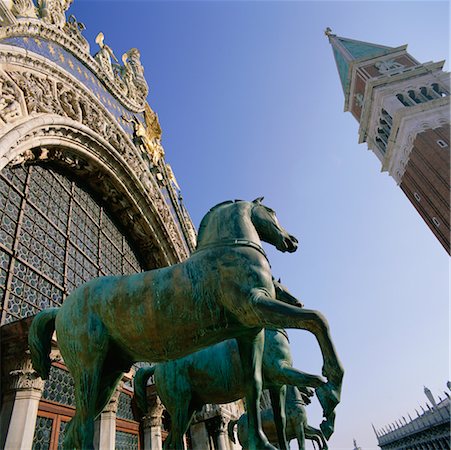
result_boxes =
[0,115,183,268]
[0,33,194,266]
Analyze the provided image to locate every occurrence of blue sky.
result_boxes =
[71,1,449,448]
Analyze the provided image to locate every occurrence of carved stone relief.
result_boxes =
[0,71,24,123]
[10,0,37,19]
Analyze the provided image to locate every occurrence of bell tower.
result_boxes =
[326,28,450,254]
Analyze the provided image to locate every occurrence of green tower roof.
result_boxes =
[325,28,395,94]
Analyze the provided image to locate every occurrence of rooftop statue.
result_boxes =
[134,289,326,450]
[94,32,118,79]
[29,198,343,449]
[37,0,73,27]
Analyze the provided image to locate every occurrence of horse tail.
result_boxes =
[134,365,156,414]
[227,418,238,444]
[28,308,59,379]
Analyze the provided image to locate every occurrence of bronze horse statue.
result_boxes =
[228,385,328,450]
[134,324,325,450]
[29,198,343,449]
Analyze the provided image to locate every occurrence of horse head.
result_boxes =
[251,197,298,253]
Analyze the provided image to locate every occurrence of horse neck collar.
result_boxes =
[193,238,270,265]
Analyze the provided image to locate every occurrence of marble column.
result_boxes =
[206,416,231,450]
[190,422,210,450]
[143,396,164,450]
[94,385,121,450]
[1,358,45,450]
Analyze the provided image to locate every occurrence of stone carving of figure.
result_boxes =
[375,59,405,74]
[0,75,21,122]
[57,82,82,122]
[37,0,73,27]
[10,0,37,18]
[122,114,165,165]
[64,14,89,52]
[122,48,149,100]
[165,164,180,191]
[94,32,118,79]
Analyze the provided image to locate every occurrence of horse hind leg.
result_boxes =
[163,403,195,450]
[60,316,109,450]
[269,385,289,450]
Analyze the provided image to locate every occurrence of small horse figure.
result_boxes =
[228,385,328,450]
[29,198,343,449]
[134,323,325,450]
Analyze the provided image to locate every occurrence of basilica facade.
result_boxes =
[0,1,242,448]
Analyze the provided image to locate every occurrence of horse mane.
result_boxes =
[196,199,244,248]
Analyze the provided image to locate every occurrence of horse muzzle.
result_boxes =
[278,234,298,253]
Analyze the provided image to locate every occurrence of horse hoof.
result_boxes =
[320,412,336,440]
[316,382,340,417]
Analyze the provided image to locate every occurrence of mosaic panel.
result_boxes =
[42,365,75,407]
[32,416,53,450]
[117,392,135,421]
[115,431,139,450]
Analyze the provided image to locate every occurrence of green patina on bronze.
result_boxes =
[228,385,328,450]
[134,320,325,450]
[28,198,343,450]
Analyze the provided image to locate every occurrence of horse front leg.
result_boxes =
[237,330,277,450]
[249,292,344,428]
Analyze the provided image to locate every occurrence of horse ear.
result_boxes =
[252,197,264,204]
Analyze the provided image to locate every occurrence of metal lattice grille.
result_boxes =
[0,164,143,325]
[117,391,135,421]
[57,420,68,449]
[42,365,76,407]
[32,416,53,450]
[115,430,139,450]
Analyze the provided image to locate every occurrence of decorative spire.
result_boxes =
[326,30,395,95]
[424,386,438,408]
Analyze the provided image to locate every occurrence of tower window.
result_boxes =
[437,139,448,148]
[432,217,440,227]
[414,192,421,202]
[432,83,448,97]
